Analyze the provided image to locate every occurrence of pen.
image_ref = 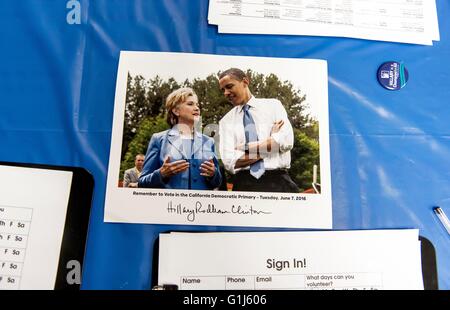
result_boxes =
[433,207,450,235]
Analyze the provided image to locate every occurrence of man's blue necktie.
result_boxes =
[243,104,265,179]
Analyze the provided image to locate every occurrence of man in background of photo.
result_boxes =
[123,154,145,188]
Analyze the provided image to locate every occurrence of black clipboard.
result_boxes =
[151,233,438,290]
[0,162,94,290]
[419,236,438,290]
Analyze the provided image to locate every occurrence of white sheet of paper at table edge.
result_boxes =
[209,0,439,40]
[215,0,439,42]
[212,3,437,45]
[0,165,73,289]
[210,0,440,41]
[208,0,439,45]
[158,229,423,290]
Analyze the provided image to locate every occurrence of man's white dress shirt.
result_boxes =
[219,96,294,174]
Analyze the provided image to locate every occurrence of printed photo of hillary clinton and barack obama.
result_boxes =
[118,53,329,197]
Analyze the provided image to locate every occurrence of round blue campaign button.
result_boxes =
[377,61,408,91]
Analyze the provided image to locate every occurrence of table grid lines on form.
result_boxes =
[179,272,383,290]
[0,205,33,290]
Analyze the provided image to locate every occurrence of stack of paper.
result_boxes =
[208,0,440,45]
[158,229,424,290]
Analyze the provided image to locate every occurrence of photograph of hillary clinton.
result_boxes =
[118,54,324,194]
[138,88,222,190]
[107,52,331,228]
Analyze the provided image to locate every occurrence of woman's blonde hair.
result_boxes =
[165,87,197,126]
